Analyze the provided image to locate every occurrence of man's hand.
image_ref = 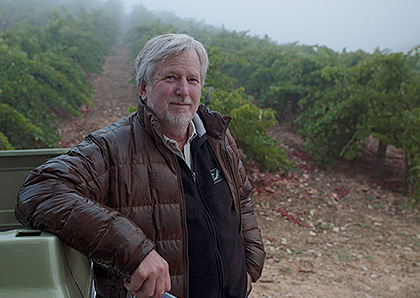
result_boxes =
[124,249,171,298]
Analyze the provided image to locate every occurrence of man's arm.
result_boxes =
[15,141,154,280]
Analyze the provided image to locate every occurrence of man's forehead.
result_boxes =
[154,51,200,74]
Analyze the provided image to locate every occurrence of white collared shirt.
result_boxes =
[162,121,197,169]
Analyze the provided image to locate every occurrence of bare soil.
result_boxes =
[56,40,420,298]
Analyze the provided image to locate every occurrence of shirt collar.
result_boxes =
[162,120,197,149]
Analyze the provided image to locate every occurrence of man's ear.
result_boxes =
[138,82,147,101]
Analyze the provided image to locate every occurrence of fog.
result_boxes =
[121,0,419,53]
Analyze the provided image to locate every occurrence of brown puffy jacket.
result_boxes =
[15,103,265,298]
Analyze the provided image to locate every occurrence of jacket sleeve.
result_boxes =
[226,131,266,282]
[15,137,154,280]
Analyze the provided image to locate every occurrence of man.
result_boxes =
[15,34,265,298]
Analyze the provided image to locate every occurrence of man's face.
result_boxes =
[140,49,202,129]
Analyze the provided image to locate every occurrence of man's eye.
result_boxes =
[188,78,199,83]
[166,76,175,80]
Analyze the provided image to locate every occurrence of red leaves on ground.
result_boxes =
[277,207,309,228]
[326,187,350,201]
[288,148,319,174]
[327,192,339,201]
[264,186,277,193]
[334,186,350,198]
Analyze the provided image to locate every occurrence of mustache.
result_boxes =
[168,96,193,105]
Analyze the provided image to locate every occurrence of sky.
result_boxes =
[121,0,420,53]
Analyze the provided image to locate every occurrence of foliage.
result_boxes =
[0,0,103,30]
[44,8,114,74]
[0,43,83,148]
[0,5,120,149]
[296,49,420,203]
[0,103,48,150]
[260,46,337,115]
[208,88,293,173]
[205,46,236,91]
[338,48,373,67]
[0,132,13,150]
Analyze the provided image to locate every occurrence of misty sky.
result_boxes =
[121,0,419,53]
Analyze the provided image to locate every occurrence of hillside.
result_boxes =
[56,39,420,298]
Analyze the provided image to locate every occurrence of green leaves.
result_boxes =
[296,50,420,204]
[0,4,120,149]
[0,103,50,149]
[208,88,293,173]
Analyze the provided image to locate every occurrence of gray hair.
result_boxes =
[134,33,209,89]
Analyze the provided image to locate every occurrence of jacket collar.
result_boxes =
[136,97,161,140]
[196,104,231,139]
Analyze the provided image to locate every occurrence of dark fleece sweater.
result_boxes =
[177,134,247,298]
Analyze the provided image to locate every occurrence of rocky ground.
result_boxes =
[56,40,420,298]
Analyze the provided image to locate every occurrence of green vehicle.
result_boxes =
[0,149,95,298]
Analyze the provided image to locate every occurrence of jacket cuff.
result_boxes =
[121,240,155,281]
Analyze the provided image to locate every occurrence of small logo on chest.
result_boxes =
[210,167,224,184]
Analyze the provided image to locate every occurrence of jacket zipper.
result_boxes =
[189,169,227,297]
[191,141,227,297]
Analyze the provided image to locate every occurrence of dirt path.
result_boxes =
[56,39,420,298]
[56,38,138,147]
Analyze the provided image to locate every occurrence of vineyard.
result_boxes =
[1,1,420,297]
[1,1,419,204]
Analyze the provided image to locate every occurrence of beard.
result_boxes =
[147,96,195,127]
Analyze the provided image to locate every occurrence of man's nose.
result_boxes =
[175,79,189,97]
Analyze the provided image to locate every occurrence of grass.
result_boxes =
[279,266,292,274]
[338,248,351,262]
[355,218,371,227]
[361,248,374,262]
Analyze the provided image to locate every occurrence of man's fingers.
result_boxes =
[124,250,171,297]
[129,270,171,298]
[131,275,157,298]
[124,269,148,292]
[152,274,166,298]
